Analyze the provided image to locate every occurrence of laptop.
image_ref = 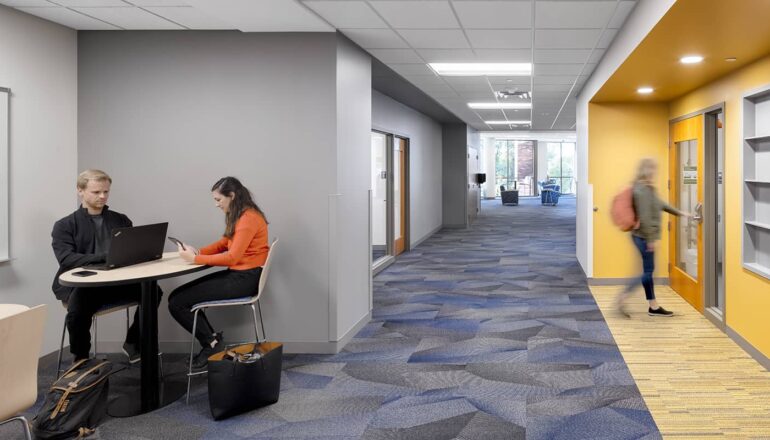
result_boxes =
[84,222,168,270]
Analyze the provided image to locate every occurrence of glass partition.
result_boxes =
[546,141,576,194]
[371,132,389,264]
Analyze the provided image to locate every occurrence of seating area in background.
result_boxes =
[539,180,561,206]
[499,185,519,206]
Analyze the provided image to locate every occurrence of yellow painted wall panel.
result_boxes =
[589,102,670,279]
[670,54,770,357]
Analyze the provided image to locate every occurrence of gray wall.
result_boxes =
[442,123,469,228]
[78,31,368,353]
[0,5,77,356]
[332,35,372,345]
[372,90,443,245]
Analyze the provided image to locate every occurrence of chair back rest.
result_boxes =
[0,304,47,420]
[256,237,279,300]
[499,185,506,192]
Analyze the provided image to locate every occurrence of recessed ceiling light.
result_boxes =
[637,87,654,94]
[428,63,532,76]
[468,102,532,110]
[485,120,531,125]
[725,57,737,62]
[680,55,704,64]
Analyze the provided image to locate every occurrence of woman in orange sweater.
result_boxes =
[168,176,269,369]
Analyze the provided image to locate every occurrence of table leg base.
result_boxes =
[107,378,187,417]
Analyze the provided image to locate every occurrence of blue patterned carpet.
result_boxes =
[4,196,660,439]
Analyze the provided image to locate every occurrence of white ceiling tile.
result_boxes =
[535,63,587,76]
[597,28,618,49]
[16,6,119,29]
[535,75,584,85]
[72,6,183,29]
[369,1,459,29]
[608,1,636,28]
[341,28,408,48]
[398,29,469,49]
[54,0,127,6]
[388,63,435,76]
[144,6,231,29]
[183,0,333,32]
[302,1,387,29]
[535,49,591,64]
[128,0,190,5]
[535,29,602,49]
[466,29,531,49]
[368,49,423,63]
[417,48,476,62]
[452,0,531,29]
[474,49,531,62]
[535,1,616,29]
[442,76,490,87]
[457,91,496,99]
[487,76,531,86]
[449,83,494,92]
[0,0,55,6]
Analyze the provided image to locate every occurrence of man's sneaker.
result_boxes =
[648,306,674,317]
[191,332,224,370]
[122,341,141,364]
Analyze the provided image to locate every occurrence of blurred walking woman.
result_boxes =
[616,158,688,317]
[169,177,269,369]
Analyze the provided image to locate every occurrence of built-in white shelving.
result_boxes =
[742,86,770,280]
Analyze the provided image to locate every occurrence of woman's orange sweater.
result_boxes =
[194,209,269,269]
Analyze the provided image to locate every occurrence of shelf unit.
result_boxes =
[743,86,770,279]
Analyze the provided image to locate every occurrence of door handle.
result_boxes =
[692,202,703,224]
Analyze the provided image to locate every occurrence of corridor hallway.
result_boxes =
[266,195,660,439]
[6,196,677,439]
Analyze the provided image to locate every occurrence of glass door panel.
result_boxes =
[677,139,698,278]
[371,132,389,264]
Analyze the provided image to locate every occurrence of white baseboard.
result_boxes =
[412,225,442,248]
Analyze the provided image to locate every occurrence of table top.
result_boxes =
[59,252,209,287]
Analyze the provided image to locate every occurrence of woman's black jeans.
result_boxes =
[629,235,656,300]
[168,267,262,347]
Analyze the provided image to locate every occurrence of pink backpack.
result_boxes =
[611,186,639,231]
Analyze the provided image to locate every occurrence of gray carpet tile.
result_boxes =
[1,196,661,439]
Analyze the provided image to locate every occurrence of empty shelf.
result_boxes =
[746,220,770,231]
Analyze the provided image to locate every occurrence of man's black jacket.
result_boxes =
[51,205,132,302]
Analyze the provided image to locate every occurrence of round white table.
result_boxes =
[59,252,208,417]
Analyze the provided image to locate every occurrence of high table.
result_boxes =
[59,252,208,417]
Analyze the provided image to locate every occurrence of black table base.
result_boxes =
[108,376,187,417]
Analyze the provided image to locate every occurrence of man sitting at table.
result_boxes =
[51,169,161,364]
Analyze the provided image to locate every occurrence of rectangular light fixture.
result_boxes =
[468,102,532,110]
[485,120,531,125]
[428,63,531,76]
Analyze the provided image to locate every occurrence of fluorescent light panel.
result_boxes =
[485,120,531,125]
[429,63,531,76]
[468,102,532,110]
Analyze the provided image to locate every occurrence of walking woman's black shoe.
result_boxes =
[648,306,674,317]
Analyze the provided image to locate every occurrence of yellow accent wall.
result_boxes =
[589,102,671,279]
[670,54,770,357]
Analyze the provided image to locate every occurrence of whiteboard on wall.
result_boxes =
[0,87,8,262]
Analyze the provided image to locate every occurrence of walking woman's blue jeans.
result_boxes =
[629,235,656,300]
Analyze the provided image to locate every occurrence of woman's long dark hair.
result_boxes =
[211,177,267,238]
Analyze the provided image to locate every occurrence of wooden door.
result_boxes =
[669,115,704,312]
[394,138,407,255]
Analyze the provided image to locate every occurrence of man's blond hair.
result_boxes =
[77,169,112,190]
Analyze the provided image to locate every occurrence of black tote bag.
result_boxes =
[207,342,283,420]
